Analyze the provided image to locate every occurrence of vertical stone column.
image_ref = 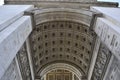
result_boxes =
[91,7,120,80]
[72,73,74,80]
[103,55,114,80]
[0,59,22,80]
[87,37,101,80]
[24,11,36,80]
[91,43,112,80]
[15,57,23,80]
[103,55,120,80]
[26,39,35,80]
[17,43,32,80]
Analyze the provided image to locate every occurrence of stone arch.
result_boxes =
[29,8,96,79]
[33,8,93,26]
[40,63,82,80]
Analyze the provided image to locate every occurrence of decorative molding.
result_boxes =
[91,43,111,80]
[0,59,21,80]
[17,43,32,80]
[87,37,101,80]
[94,18,120,61]
[33,8,93,26]
[39,63,82,79]
[4,1,118,9]
[105,56,120,80]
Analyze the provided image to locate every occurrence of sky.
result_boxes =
[0,0,4,5]
[0,0,120,6]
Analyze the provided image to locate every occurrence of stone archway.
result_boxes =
[27,8,97,79]
[40,63,82,80]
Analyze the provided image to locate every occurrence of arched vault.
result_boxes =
[27,8,98,79]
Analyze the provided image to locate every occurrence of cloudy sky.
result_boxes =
[0,0,120,6]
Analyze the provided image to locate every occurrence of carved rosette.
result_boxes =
[17,43,32,80]
[91,43,111,80]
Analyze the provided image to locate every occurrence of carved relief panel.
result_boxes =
[95,18,120,61]
[0,59,21,80]
[105,56,120,80]
[91,43,111,80]
[17,43,32,80]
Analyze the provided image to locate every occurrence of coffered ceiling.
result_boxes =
[30,20,96,77]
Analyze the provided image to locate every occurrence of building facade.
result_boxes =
[0,0,120,80]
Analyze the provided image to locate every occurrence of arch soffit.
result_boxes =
[33,8,94,26]
[29,8,96,79]
[40,63,82,80]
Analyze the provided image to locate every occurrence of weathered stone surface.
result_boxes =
[0,3,120,80]
[39,63,82,79]
[87,37,101,80]
[104,56,120,80]
[17,43,32,80]
[33,8,93,26]
[91,43,111,80]
[90,6,120,80]
[0,59,21,80]
[4,1,118,9]
[0,5,33,32]
[91,7,120,27]
[5,0,97,2]
[30,20,96,78]
[91,7,120,61]
[0,16,32,79]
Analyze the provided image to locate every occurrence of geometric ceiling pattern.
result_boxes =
[30,21,96,77]
[3,0,119,80]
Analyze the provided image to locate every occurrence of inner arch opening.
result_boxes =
[40,63,82,80]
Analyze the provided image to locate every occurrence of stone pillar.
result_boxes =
[0,59,22,80]
[0,5,33,79]
[87,37,101,80]
[103,55,114,80]
[17,43,33,80]
[26,39,35,80]
[24,10,36,80]
[15,57,23,80]
[72,73,74,80]
[91,6,120,80]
